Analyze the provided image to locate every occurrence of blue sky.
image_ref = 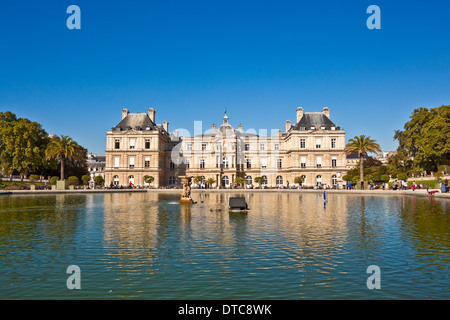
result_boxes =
[1,0,449,155]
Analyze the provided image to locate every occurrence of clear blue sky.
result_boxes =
[1,0,449,155]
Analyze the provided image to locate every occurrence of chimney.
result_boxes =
[323,107,330,118]
[285,120,291,133]
[148,108,156,122]
[296,107,303,123]
[212,123,216,133]
[122,108,129,120]
[278,129,282,137]
[163,121,169,132]
[238,124,243,133]
[173,130,179,139]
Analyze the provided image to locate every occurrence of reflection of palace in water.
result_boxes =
[101,192,350,271]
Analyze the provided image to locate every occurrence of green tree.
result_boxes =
[294,176,304,185]
[94,175,105,187]
[380,174,390,183]
[193,176,203,185]
[49,176,59,185]
[0,112,50,177]
[81,175,91,186]
[45,135,83,180]
[254,176,264,187]
[68,176,79,186]
[144,175,155,184]
[345,135,382,188]
[234,177,245,187]
[206,177,216,187]
[397,172,408,180]
[29,174,40,182]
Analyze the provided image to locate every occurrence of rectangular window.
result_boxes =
[332,157,337,168]
[245,144,250,151]
[145,157,150,168]
[129,139,135,149]
[274,143,279,151]
[115,139,120,149]
[300,139,306,149]
[202,143,206,151]
[200,159,205,169]
[301,156,306,168]
[145,139,150,149]
[277,159,282,169]
[316,156,322,168]
[261,158,267,169]
[260,144,265,151]
[185,159,190,169]
[114,157,120,168]
[170,160,175,169]
[316,138,321,149]
[246,159,251,169]
[331,138,336,149]
[187,143,192,151]
[129,157,135,169]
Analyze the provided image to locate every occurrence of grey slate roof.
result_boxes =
[290,112,340,131]
[112,113,158,131]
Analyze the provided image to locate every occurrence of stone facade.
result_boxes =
[105,107,347,188]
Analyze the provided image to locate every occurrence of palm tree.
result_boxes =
[45,135,81,180]
[345,135,381,189]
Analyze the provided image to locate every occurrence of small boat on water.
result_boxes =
[228,197,249,212]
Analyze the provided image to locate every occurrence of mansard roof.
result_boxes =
[112,113,158,132]
[290,112,340,131]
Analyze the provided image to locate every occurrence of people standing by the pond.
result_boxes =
[348,181,352,190]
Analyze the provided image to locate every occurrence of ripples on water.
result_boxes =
[0,192,448,299]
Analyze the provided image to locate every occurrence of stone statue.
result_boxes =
[179,176,195,204]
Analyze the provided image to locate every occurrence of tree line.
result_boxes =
[0,111,88,181]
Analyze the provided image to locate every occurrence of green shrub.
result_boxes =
[29,174,39,182]
[397,173,408,180]
[81,175,91,185]
[94,175,105,186]
[50,176,59,185]
[144,175,155,184]
[68,176,79,186]
[380,174,390,183]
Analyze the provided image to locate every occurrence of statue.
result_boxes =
[179,176,196,204]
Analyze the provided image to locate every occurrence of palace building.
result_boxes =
[105,107,347,188]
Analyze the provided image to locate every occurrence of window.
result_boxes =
[277,159,282,169]
[316,138,321,149]
[316,157,322,168]
[222,176,230,187]
[331,138,336,149]
[145,157,150,168]
[129,157,135,169]
[145,139,150,149]
[301,156,306,168]
[246,176,252,185]
[187,143,192,151]
[332,157,337,168]
[245,144,250,151]
[113,176,119,186]
[246,159,251,169]
[200,159,205,169]
[299,126,305,131]
[170,160,175,169]
[260,143,265,151]
[202,143,206,151]
[301,175,306,185]
[332,175,337,186]
[274,143,279,151]
[168,176,176,185]
[129,139,135,149]
[115,139,120,149]
[262,176,268,186]
[128,175,134,185]
[222,158,228,169]
[300,139,306,149]
[261,158,267,169]
[316,175,322,186]
[276,176,283,186]
[114,157,120,168]
[185,159,190,169]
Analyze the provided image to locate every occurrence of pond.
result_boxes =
[0,192,449,299]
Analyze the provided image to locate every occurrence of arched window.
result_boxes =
[332,175,337,186]
[168,176,176,186]
[262,175,268,186]
[276,176,283,186]
[113,175,119,186]
[245,176,253,185]
[128,175,135,185]
[316,175,322,186]
[222,176,230,187]
[301,175,306,185]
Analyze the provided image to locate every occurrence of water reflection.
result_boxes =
[0,192,449,299]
